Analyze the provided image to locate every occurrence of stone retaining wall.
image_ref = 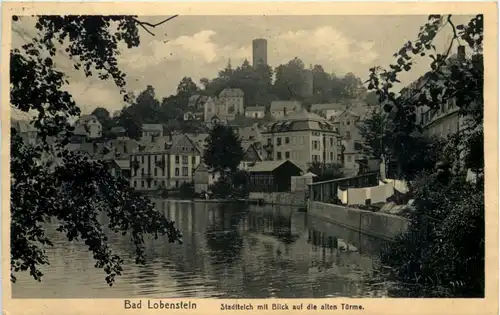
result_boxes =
[308,201,409,240]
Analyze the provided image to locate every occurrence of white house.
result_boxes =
[270,100,301,118]
[245,106,266,119]
[141,124,163,142]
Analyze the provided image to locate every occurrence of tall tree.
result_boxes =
[311,64,332,103]
[273,57,306,100]
[10,15,182,285]
[203,124,244,174]
[176,76,199,96]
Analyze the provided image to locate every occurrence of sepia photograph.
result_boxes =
[2,2,496,310]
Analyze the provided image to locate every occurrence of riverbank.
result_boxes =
[308,201,409,240]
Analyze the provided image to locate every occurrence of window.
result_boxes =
[141,169,144,176]
[330,152,334,161]
[182,167,188,176]
[313,141,318,150]
[285,137,290,144]
[182,156,188,164]
[285,151,290,159]
[337,154,342,161]
[141,156,144,163]
[154,180,157,186]
[133,180,137,187]
[330,138,333,146]
[277,138,282,146]
[164,143,168,150]
[346,131,351,138]
[175,155,180,164]
[175,168,179,176]
[347,120,350,125]
[277,152,282,160]
[175,180,179,188]
[192,156,196,165]
[141,180,144,188]
[347,156,352,162]
[162,168,165,176]
[154,168,158,176]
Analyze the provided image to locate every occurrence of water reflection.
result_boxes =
[12,200,388,298]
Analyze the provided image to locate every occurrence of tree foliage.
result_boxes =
[10,15,182,285]
[368,14,485,297]
[203,124,244,174]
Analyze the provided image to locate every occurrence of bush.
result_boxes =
[380,170,484,297]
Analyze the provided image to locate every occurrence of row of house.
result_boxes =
[128,132,263,192]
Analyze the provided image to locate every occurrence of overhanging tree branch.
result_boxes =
[132,15,179,36]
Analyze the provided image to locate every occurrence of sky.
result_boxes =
[11,15,474,116]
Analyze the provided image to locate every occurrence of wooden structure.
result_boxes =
[248,160,303,192]
[308,172,379,203]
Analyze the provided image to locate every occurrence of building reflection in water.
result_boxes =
[12,200,388,298]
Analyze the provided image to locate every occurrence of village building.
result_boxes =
[239,142,263,170]
[218,88,245,120]
[247,160,303,192]
[141,124,164,143]
[110,126,127,139]
[167,134,203,188]
[193,162,221,194]
[103,138,140,161]
[105,159,131,179]
[310,103,346,120]
[270,100,302,118]
[245,106,266,119]
[262,109,342,171]
[342,141,368,176]
[129,136,171,191]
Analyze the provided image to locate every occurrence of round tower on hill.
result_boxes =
[252,38,268,67]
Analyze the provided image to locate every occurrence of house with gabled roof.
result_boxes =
[270,100,302,119]
[245,105,265,119]
[247,160,303,192]
[193,162,221,194]
[167,134,203,188]
[239,142,263,170]
[141,124,163,143]
[310,103,346,120]
[219,88,245,120]
[129,135,170,191]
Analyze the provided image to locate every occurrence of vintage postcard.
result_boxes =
[1,2,498,315]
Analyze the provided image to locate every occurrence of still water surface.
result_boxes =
[13,200,389,298]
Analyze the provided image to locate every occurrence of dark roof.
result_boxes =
[248,160,302,173]
[264,109,337,133]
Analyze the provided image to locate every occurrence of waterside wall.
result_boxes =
[249,191,306,207]
[308,201,409,240]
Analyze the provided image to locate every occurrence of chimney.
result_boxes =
[457,45,466,62]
